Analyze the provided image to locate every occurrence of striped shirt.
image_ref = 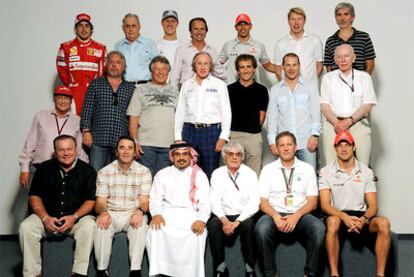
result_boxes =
[324,28,376,71]
[96,160,152,211]
[80,76,135,147]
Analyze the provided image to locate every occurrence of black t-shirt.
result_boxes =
[29,158,97,218]
[228,80,269,133]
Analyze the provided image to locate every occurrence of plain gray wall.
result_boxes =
[1,0,413,234]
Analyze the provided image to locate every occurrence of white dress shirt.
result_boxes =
[259,157,318,213]
[174,74,232,141]
[210,164,260,221]
[149,165,211,223]
[320,69,377,117]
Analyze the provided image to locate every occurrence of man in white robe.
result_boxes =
[146,142,211,277]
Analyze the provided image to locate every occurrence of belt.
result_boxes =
[185,122,220,129]
[337,116,367,121]
[130,80,149,85]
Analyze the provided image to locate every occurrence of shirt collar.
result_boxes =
[122,36,142,45]
[51,109,71,117]
[334,158,361,174]
[288,31,309,40]
[280,75,304,88]
[275,157,298,170]
[235,36,254,45]
[115,160,135,174]
[333,27,358,40]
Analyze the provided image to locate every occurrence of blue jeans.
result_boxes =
[254,214,325,277]
[90,144,117,172]
[139,145,170,177]
[296,148,317,169]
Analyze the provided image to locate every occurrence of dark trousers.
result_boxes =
[182,123,221,179]
[254,214,326,277]
[207,214,258,270]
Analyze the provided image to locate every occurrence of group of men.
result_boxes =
[17,2,391,277]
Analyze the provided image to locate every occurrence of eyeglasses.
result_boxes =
[113,93,119,106]
[226,152,242,158]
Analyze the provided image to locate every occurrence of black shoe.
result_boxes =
[245,271,257,277]
[130,270,141,277]
[96,270,109,277]
[215,268,229,277]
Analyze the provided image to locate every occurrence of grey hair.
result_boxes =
[191,52,214,73]
[106,51,127,67]
[335,2,355,17]
[334,44,355,57]
[149,55,171,73]
[221,141,245,161]
[122,13,140,25]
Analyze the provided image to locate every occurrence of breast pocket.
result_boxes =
[352,93,363,109]
[296,94,309,110]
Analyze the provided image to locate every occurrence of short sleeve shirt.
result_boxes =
[127,83,179,148]
[319,160,376,211]
[324,28,376,71]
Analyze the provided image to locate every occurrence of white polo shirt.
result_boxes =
[274,32,323,84]
[174,74,232,140]
[259,157,318,213]
[210,164,260,221]
[157,38,184,67]
[320,69,377,117]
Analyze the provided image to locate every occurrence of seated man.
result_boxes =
[19,135,96,277]
[319,131,391,277]
[255,131,325,277]
[208,141,260,277]
[94,136,152,277]
[146,142,210,277]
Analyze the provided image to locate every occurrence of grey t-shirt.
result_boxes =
[318,160,376,211]
[127,83,179,148]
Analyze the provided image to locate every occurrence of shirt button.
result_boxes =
[61,202,64,205]
[62,182,65,185]
[61,212,64,215]
[61,192,64,195]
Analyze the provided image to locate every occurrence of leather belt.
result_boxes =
[185,122,220,129]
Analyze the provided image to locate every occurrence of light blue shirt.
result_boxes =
[114,36,159,82]
[266,76,321,149]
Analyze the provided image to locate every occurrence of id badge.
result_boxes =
[285,193,294,207]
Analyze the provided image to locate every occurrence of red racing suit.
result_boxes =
[56,38,106,115]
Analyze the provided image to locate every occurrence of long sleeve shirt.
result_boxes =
[210,164,259,222]
[149,165,211,223]
[267,77,321,149]
[174,75,232,141]
[19,109,88,172]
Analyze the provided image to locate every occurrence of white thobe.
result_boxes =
[146,165,211,277]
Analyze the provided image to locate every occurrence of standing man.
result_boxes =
[324,2,376,74]
[208,142,260,277]
[114,13,159,83]
[174,52,232,179]
[267,53,321,169]
[228,54,269,175]
[217,13,276,84]
[146,142,210,277]
[81,51,135,171]
[255,131,325,277]
[19,135,96,277]
[57,13,106,115]
[274,7,323,84]
[127,56,179,177]
[19,86,88,189]
[319,131,391,277]
[157,10,184,67]
[94,136,152,277]
[170,17,220,88]
[320,44,377,166]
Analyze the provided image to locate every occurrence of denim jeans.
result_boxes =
[254,214,325,277]
[90,144,117,172]
[139,145,171,177]
[296,148,317,169]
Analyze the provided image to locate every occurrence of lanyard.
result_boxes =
[228,172,240,191]
[338,69,354,92]
[281,168,295,193]
[54,114,69,135]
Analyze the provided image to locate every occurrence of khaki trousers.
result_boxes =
[94,210,148,271]
[230,131,263,176]
[322,119,372,166]
[19,214,95,277]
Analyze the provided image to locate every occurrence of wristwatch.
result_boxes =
[362,215,370,224]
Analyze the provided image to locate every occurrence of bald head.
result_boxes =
[334,44,356,73]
